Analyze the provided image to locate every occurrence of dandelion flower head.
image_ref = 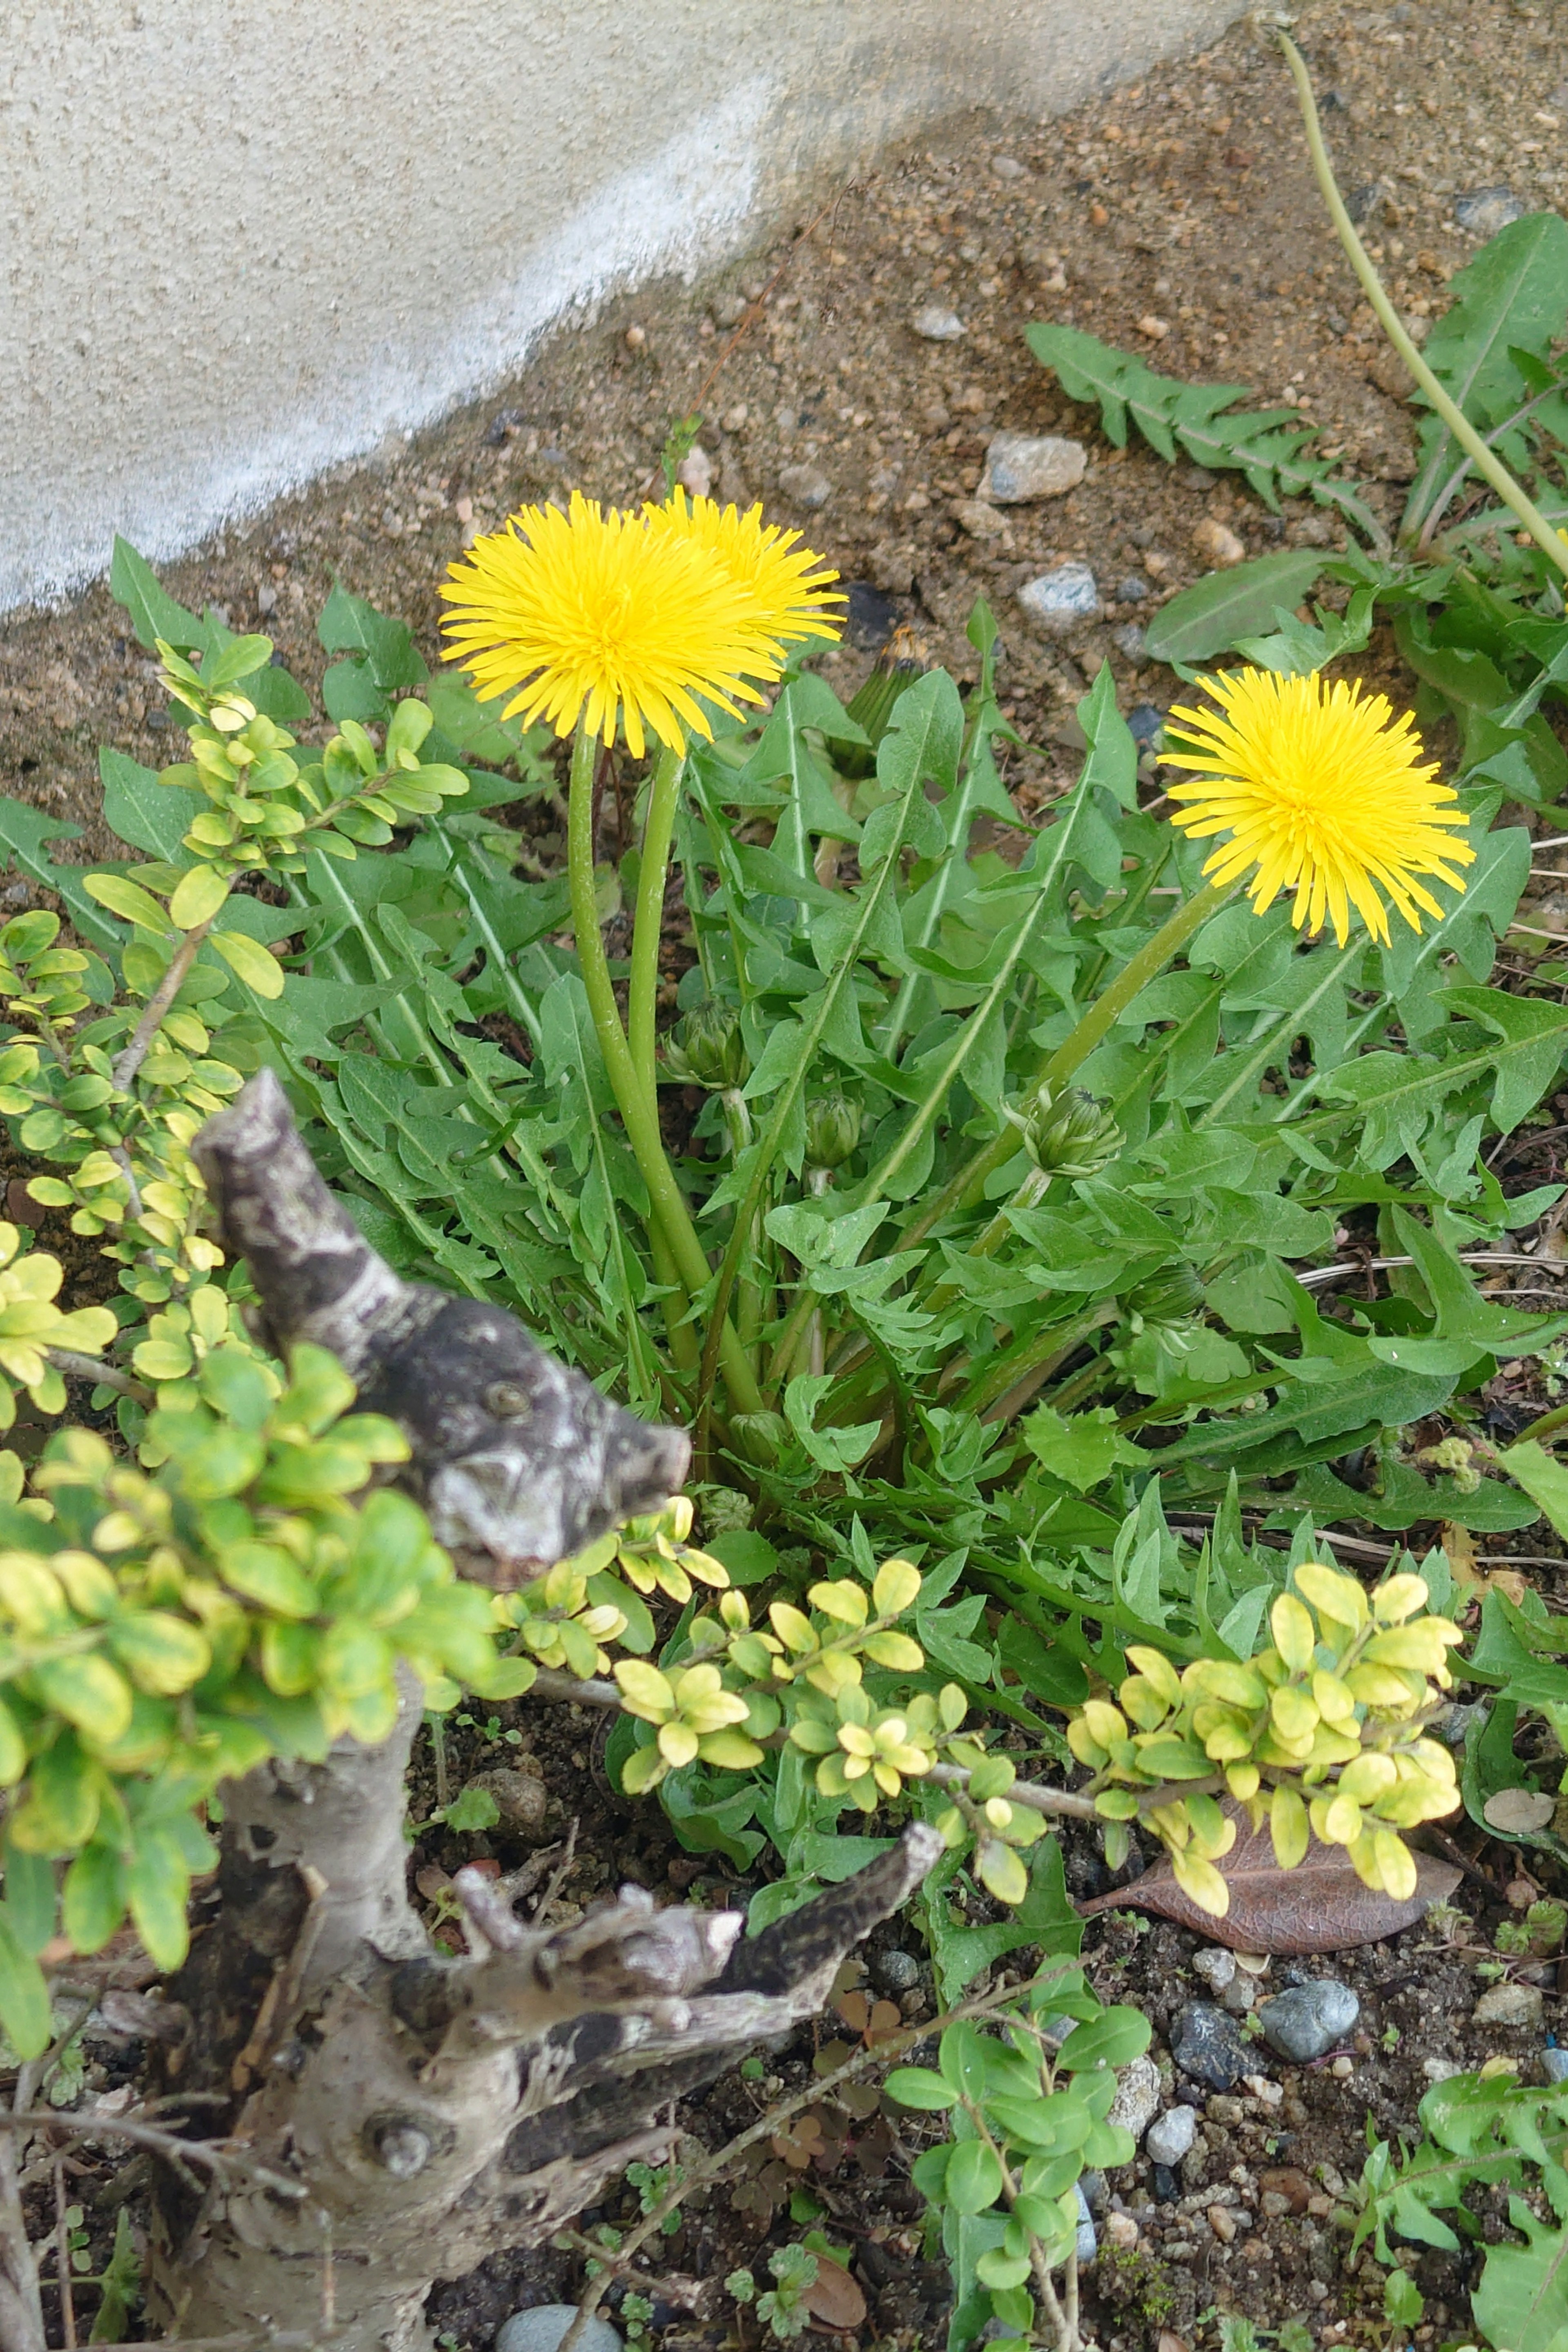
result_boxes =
[646,492,843,657]
[440,489,840,760]
[1163,666,1473,946]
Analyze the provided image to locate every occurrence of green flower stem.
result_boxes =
[956,1301,1119,1422]
[903,878,1233,1253]
[628,744,684,1111]
[1281,31,1568,579]
[566,726,763,1416]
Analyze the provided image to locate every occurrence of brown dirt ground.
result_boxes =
[9,0,1568,2343]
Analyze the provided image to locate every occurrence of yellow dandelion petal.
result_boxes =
[439,490,786,757]
[1162,668,1474,946]
[647,494,845,659]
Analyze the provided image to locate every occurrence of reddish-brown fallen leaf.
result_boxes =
[804,2257,868,2334]
[1077,1810,1461,1953]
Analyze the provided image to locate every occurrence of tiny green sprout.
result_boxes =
[726,2268,757,2305]
[436,1785,500,1836]
[740,2056,766,2080]
[1381,2023,1401,2053]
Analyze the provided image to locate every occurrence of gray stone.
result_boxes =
[981,432,1087,503]
[777,463,832,511]
[1221,1973,1256,2016]
[1473,1982,1546,2030]
[466,1764,548,1838]
[1257,1980,1360,2063]
[1127,702,1163,747]
[1108,2053,1161,2140]
[496,2309,621,2352]
[1192,1948,1236,1994]
[1171,2002,1247,2091]
[1018,561,1099,637]
[1074,2180,1097,2265]
[872,1947,921,1995]
[1112,622,1148,664]
[992,155,1027,180]
[1454,187,1525,237]
[1145,2104,1199,2165]
[1116,575,1149,603]
[1544,2047,1568,2082]
[912,304,966,342]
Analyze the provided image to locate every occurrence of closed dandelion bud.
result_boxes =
[805,1091,862,1171]
[1023,1086,1125,1180]
[729,1409,788,1466]
[1122,1261,1205,1326]
[664,1000,749,1090]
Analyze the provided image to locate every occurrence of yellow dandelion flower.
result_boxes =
[646,494,844,655]
[440,490,789,759]
[1163,667,1474,946]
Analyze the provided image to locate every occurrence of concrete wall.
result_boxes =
[2,0,1245,613]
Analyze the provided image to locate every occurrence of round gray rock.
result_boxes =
[496,2310,621,2352]
[1473,1982,1546,2030]
[1145,2103,1198,2166]
[1192,1948,1236,1994]
[1544,2047,1568,2082]
[872,1947,921,1995]
[1454,187,1524,236]
[1018,561,1099,637]
[982,432,1087,503]
[1257,1980,1360,2063]
[1171,2001,1247,2091]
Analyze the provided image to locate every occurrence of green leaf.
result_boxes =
[63,1842,128,1954]
[944,2139,1006,2215]
[100,748,205,862]
[1056,2007,1153,2073]
[82,873,172,933]
[109,537,205,652]
[168,862,232,930]
[885,2066,960,2111]
[1145,551,1329,667]
[0,1916,52,2058]
[209,927,287,998]
[1405,213,1568,532]
[1500,1441,1568,1543]
[1020,1403,1140,1494]
[1473,2193,1568,2352]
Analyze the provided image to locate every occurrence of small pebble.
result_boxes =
[1453,187,1524,236]
[720,402,749,432]
[1018,561,1099,636]
[1221,1974,1256,2017]
[624,325,646,351]
[1257,1981,1360,2064]
[1152,2161,1180,2203]
[496,2309,621,2352]
[1112,622,1149,664]
[1116,575,1149,604]
[912,303,966,342]
[952,498,1010,541]
[1104,2210,1140,2248]
[872,1947,921,1995]
[1137,314,1171,339]
[1423,2057,1462,2083]
[1171,2002,1247,2091]
[1331,2056,1354,2079]
[777,463,833,511]
[1109,2054,1162,2140]
[1208,2203,1237,2245]
[992,154,1027,180]
[1145,2105,1199,2166]
[675,445,713,499]
[1207,2095,1244,2127]
[1259,2167,1312,2215]
[1192,516,1247,568]
[981,432,1087,502]
[1242,2074,1283,2109]
[1544,2048,1568,2083]
[1126,702,1164,747]
[464,1766,548,1838]
[712,293,748,330]
[1473,1982,1546,2029]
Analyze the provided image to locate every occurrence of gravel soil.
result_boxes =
[7,0,1568,2344]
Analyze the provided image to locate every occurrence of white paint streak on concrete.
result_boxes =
[2,0,1246,611]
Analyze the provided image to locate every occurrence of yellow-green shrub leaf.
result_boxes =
[82,874,172,932]
[209,928,286,998]
[109,1613,212,1695]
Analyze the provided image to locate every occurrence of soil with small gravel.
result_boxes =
[7,0,1568,2344]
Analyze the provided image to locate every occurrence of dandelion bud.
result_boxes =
[840,626,928,776]
[728,1410,788,1467]
[663,1000,749,1091]
[1009,1083,1125,1180]
[1122,1261,1207,1326]
[805,1091,862,1171]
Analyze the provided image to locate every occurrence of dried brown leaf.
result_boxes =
[804,2257,867,2334]
[1077,1808,1461,1953]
